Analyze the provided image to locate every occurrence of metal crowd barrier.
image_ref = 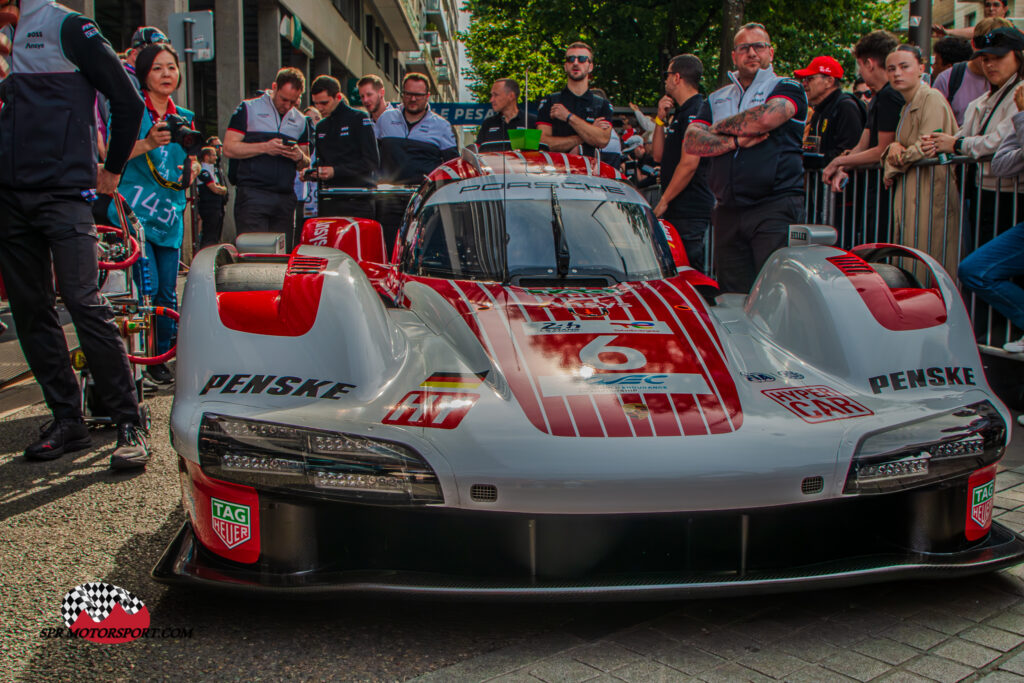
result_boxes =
[804,157,1023,351]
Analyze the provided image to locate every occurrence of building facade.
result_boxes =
[64,0,462,142]
[62,0,463,241]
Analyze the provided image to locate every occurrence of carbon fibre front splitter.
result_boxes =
[152,521,1024,601]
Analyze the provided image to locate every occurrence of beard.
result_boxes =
[568,71,588,83]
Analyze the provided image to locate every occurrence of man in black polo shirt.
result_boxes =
[537,42,613,155]
[651,54,714,273]
[308,75,379,220]
[476,78,537,148]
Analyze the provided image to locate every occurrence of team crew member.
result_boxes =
[376,73,457,249]
[308,75,379,220]
[476,78,537,147]
[651,54,714,273]
[537,42,613,155]
[223,67,310,237]
[358,74,393,132]
[376,73,457,184]
[0,0,150,467]
[684,22,808,293]
[197,146,227,248]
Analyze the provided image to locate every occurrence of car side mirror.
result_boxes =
[788,224,837,247]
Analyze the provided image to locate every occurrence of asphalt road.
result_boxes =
[6,387,1024,682]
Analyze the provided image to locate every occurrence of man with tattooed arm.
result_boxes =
[684,22,808,293]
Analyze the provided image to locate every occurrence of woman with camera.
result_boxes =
[108,43,199,385]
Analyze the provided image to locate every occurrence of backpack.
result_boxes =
[948,61,968,102]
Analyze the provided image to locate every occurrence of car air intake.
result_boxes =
[470,484,498,502]
[801,476,824,494]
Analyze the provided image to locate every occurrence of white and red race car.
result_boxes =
[155,150,1024,598]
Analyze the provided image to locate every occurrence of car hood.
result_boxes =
[414,276,743,438]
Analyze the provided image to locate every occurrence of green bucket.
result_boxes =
[508,128,541,151]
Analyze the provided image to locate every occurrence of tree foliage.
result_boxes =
[460,0,902,105]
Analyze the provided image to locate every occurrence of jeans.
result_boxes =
[958,221,1024,331]
[133,241,179,354]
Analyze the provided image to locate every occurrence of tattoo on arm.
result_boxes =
[683,123,736,157]
[712,98,795,136]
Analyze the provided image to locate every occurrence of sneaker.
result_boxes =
[24,419,91,461]
[109,423,151,471]
[1004,337,1024,353]
[145,363,174,385]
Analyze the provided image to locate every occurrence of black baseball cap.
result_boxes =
[972,27,1024,58]
[130,26,168,49]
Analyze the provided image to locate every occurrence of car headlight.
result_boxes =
[844,401,1006,495]
[198,414,443,505]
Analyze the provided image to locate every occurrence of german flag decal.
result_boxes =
[420,372,485,389]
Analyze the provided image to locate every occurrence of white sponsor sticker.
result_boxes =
[538,373,712,396]
[523,320,671,335]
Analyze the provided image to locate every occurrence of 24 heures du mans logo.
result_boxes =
[40,583,193,643]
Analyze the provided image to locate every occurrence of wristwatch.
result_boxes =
[954,137,964,154]
[566,112,574,123]
[654,116,665,127]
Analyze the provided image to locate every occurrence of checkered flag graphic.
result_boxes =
[60,582,146,629]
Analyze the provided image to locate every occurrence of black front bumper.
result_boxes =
[153,480,1024,599]
[153,519,1024,599]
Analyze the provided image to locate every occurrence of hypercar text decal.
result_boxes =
[200,374,356,399]
[867,366,977,394]
[761,386,873,424]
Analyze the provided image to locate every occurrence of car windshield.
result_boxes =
[403,175,675,284]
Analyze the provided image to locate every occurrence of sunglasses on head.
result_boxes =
[565,55,591,64]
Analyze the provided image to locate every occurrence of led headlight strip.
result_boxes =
[844,401,1006,494]
[198,414,444,505]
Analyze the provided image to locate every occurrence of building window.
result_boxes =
[334,0,362,38]
[966,11,977,26]
[365,15,375,52]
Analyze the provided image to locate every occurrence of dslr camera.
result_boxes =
[164,113,203,155]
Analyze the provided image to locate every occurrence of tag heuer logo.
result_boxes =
[971,480,995,528]
[211,498,251,549]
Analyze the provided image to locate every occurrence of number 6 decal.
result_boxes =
[580,335,647,370]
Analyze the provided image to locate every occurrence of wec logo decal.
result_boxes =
[211,498,251,549]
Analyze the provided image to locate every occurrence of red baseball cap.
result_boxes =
[794,56,844,79]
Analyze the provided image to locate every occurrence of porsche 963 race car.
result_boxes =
[155,149,1024,598]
